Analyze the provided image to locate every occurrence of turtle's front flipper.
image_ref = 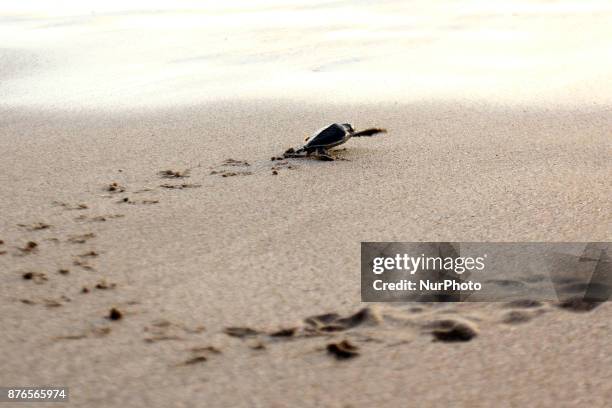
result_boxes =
[312,148,334,161]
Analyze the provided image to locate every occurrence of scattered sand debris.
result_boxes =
[106,182,126,193]
[144,335,184,343]
[75,214,124,222]
[67,233,96,244]
[143,319,204,341]
[269,327,297,338]
[178,345,222,365]
[77,250,99,258]
[249,341,266,350]
[304,313,339,328]
[428,319,478,342]
[223,159,250,167]
[210,159,252,177]
[18,222,51,231]
[73,259,95,271]
[44,299,62,308]
[18,241,38,254]
[159,169,190,179]
[304,307,380,333]
[327,340,360,360]
[159,183,202,190]
[270,161,294,174]
[53,201,89,210]
[95,280,116,290]
[224,327,260,338]
[210,170,252,177]
[107,308,123,321]
[22,271,47,284]
[189,346,221,355]
[557,297,602,312]
[118,197,158,205]
[180,356,207,365]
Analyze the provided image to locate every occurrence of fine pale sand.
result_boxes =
[0,102,610,407]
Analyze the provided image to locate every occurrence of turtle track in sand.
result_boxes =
[4,160,607,368]
[219,299,606,361]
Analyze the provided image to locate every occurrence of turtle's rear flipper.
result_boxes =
[313,148,334,161]
[283,147,307,158]
[352,128,387,137]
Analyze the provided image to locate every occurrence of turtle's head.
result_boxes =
[341,123,354,133]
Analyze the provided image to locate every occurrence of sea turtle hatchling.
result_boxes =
[283,123,387,161]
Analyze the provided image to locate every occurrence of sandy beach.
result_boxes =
[1,102,610,406]
[1,1,611,407]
